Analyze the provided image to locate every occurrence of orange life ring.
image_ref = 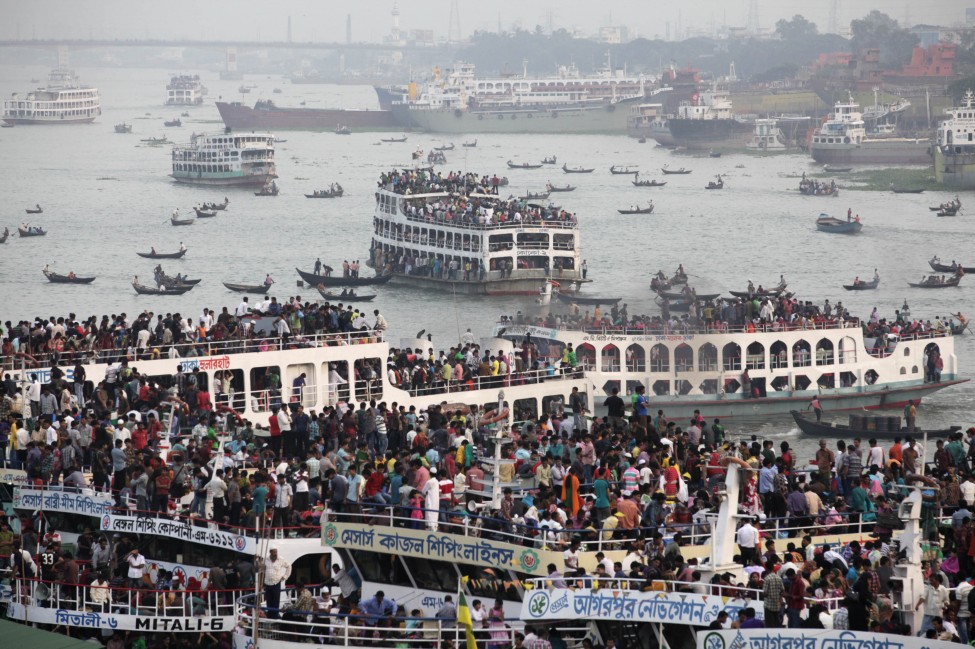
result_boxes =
[480,407,510,425]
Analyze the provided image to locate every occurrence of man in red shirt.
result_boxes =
[363,465,390,505]
[130,423,148,451]
[615,493,641,534]
[268,407,282,456]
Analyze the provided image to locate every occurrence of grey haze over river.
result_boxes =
[1,65,972,455]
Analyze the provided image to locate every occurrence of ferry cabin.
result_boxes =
[938,90,975,155]
[2,86,101,124]
[166,75,205,105]
[171,132,277,186]
[812,98,865,146]
[370,188,582,295]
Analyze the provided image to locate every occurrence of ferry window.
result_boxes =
[250,365,282,412]
[769,341,788,369]
[324,361,351,404]
[650,344,670,372]
[542,395,565,418]
[745,342,765,370]
[792,341,811,367]
[652,380,669,396]
[770,376,790,392]
[839,371,857,388]
[721,343,740,371]
[815,339,835,365]
[675,379,693,396]
[351,550,411,587]
[817,373,835,389]
[576,344,595,370]
[555,256,575,271]
[490,257,512,272]
[793,375,810,391]
[405,556,459,591]
[624,380,643,397]
[625,345,645,372]
[553,234,574,250]
[674,343,693,372]
[513,398,537,422]
[601,344,620,372]
[286,363,317,408]
[699,379,718,395]
[215,369,245,411]
[353,358,383,402]
[839,337,858,364]
[723,378,741,395]
[698,343,717,371]
[458,564,522,601]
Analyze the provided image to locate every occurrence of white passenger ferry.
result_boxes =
[171,131,278,187]
[810,94,930,165]
[166,74,206,106]
[369,172,583,295]
[1,68,101,125]
[934,89,975,189]
[493,318,963,421]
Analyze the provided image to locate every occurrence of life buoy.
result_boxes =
[480,407,510,425]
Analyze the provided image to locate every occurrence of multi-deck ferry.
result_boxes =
[171,131,277,187]
[368,170,583,295]
[166,74,206,106]
[934,89,975,189]
[1,68,101,125]
[810,94,931,165]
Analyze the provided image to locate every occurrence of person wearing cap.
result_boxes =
[262,547,291,619]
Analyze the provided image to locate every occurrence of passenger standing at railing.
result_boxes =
[261,546,291,619]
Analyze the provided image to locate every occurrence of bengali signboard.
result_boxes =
[178,356,232,373]
[100,513,257,554]
[523,588,760,625]
[7,604,230,632]
[696,630,962,649]
[322,522,562,573]
[0,468,28,485]
[13,487,114,516]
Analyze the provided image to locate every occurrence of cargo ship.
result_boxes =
[651,85,753,150]
[215,99,397,131]
[810,94,931,165]
[934,89,975,189]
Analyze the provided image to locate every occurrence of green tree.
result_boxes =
[850,10,918,67]
[775,15,818,41]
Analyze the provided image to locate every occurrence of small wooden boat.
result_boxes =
[815,214,861,234]
[654,297,696,312]
[823,165,852,173]
[519,191,550,201]
[43,269,96,284]
[171,216,194,226]
[334,125,351,135]
[708,150,722,158]
[194,207,217,218]
[132,280,194,295]
[890,184,924,194]
[18,226,46,237]
[205,199,229,211]
[546,184,576,193]
[114,123,132,134]
[434,143,455,151]
[0,227,8,243]
[638,137,646,143]
[660,166,691,175]
[25,206,43,214]
[316,285,377,302]
[164,118,182,127]
[618,204,655,214]
[632,178,666,187]
[791,410,958,440]
[562,164,594,174]
[541,156,557,165]
[907,274,962,288]
[381,136,408,143]
[223,281,274,294]
[296,268,394,287]
[728,286,785,299]
[656,289,720,301]
[842,277,880,291]
[705,176,724,190]
[937,208,957,217]
[929,197,961,212]
[507,160,543,169]
[609,165,638,175]
[555,292,621,306]
[305,188,344,198]
[140,136,168,145]
[462,140,477,148]
[137,249,186,259]
[929,258,975,274]
[254,184,279,197]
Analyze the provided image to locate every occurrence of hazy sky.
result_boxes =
[0,0,969,42]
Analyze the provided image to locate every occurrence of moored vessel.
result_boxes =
[1,68,101,125]
[216,99,397,131]
[810,94,931,165]
[934,89,975,189]
[653,85,752,150]
[171,131,277,187]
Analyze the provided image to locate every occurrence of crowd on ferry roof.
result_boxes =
[0,296,973,647]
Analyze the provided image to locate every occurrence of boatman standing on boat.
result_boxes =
[809,395,823,422]
[905,400,917,431]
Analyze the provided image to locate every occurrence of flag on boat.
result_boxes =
[457,591,477,649]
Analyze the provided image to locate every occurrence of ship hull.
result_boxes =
[810,139,932,165]
[1,116,96,125]
[661,118,754,150]
[393,102,633,134]
[170,173,276,187]
[630,121,675,145]
[371,265,583,296]
[934,145,975,189]
[215,101,396,131]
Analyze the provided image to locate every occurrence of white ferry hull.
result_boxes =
[810,138,932,165]
[934,145,975,189]
[170,172,277,187]
[1,115,97,125]
[379,270,579,296]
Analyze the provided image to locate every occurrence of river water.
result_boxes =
[1,65,972,460]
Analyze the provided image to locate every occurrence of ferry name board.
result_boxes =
[14,487,114,516]
[100,513,257,554]
[7,604,230,632]
[0,468,28,485]
[523,588,760,625]
[322,522,562,573]
[697,630,962,649]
